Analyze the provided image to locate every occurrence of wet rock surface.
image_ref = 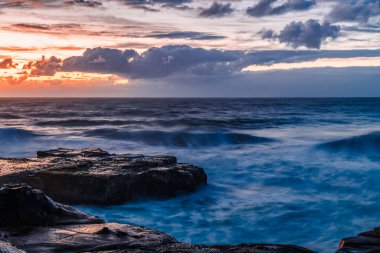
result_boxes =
[0,148,207,205]
[0,184,315,253]
[337,227,380,253]
[0,184,102,227]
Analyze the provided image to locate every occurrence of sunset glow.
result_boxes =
[0,0,379,96]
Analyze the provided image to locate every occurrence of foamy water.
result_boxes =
[1,98,380,252]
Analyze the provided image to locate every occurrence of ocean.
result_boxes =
[1,98,380,252]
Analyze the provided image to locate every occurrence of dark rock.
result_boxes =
[0,184,102,226]
[0,184,315,253]
[337,227,380,253]
[36,147,110,158]
[0,148,207,205]
[3,223,176,253]
[4,224,316,253]
[2,223,314,253]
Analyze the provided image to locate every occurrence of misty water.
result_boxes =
[1,98,380,252]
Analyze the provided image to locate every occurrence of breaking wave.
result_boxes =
[83,129,275,148]
[0,128,39,143]
[33,117,303,130]
[0,114,23,119]
[35,119,136,127]
[317,131,380,155]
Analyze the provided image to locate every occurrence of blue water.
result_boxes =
[1,98,380,252]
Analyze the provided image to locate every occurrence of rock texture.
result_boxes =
[0,184,315,253]
[0,184,102,226]
[337,227,380,253]
[0,148,207,204]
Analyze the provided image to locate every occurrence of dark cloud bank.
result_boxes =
[4,45,380,83]
[61,45,380,79]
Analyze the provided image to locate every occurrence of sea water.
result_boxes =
[1,98,380,252]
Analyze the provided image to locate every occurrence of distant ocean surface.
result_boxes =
[2,98,380,252]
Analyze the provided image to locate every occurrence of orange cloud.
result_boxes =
[0,58,14,69]
[0,55,63,84]
[4,72,28,84]
[29,56,62,76]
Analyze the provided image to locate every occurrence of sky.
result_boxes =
[0,0,379,97]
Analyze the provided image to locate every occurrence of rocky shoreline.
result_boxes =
[0,148,207,205]
[0,148,375,252]
[337,227,380,253]
[0,184,314,253]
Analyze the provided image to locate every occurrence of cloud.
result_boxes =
[155,0,191,7]
[117,0,192,11]
[64,0,102,7]
[28,56,62,76]
[259,29,275,39]
[343,25,380,34]
[262,19,340,49]
[0,56,62,84]
[4,72,29,85]
[145,31,226,40]
[89,55,106,63]
[0,0,103,8]
[0,58,14,69]
[5,23,122,38]
[63,47,137,73]
[328,0,380,23]
[199,2,234,17]
[9,23,81,33]
[0,1,36,8]
[4,46,380,86]
[246,0,316,17]
[62,45,380,79]
[0,0,192,11]
[0,46,84,52]
[12,23,51,30]
[62,45,239,78]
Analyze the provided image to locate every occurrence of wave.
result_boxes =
[34,117,304,130]
[154,117,304,130]
[0,114,23,119]
[317,131,380,155]
[83,129,275,148]
[0,128,39,143]
[35,119,137,127]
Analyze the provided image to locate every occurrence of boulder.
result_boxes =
[0,184,102,226]
[0,148,207,205]
[0,184,315,253]
[337,227,380,253]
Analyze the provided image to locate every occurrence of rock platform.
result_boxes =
[0,184,315,253]
[337,226,380,253]
[0,148,207,204]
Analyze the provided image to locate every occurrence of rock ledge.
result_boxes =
[338,226,380,253]
[0,148,207,204]
[0,184,315,253]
